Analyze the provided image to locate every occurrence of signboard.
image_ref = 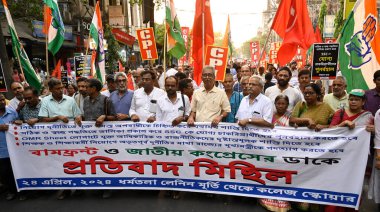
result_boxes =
[205,45,228,81]
[32,20,73,41]
[6,122,370,210]
[61,68,68,88]
[136,28,158,60]
[0,59,7,92]
[250,41,260,68]
[111,28,135,46]
[179,27,190,66]
[269,42,281,64]
[323,15,335,38]
[74,55,92,78]
[312,43,339,79]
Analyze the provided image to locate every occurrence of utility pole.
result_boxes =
[0,23,14,99]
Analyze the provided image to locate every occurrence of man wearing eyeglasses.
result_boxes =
[187,66,231,127]
[109,72,134,121]
[236,76,273,127]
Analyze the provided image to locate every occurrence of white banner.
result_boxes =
[6,122,370,209]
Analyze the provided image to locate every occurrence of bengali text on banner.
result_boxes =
[6,122,369,209]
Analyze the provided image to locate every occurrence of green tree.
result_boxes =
[104,24,122,73]
[334,0,344,38]
[318,0,327,37]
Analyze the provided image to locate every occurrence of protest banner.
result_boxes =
[6,122,369,209]
[269,42,281,65]
[0,59,7,92]
[250,41,260,67]
[74,55,91,79]
[205,45,228,81]
[179,27,190,66]
[136,28,158,60]
[312,43,339,79]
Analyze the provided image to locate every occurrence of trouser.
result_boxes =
[0,158,17,193]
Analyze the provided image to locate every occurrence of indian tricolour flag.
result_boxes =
[166,0,186,59]
[44,0,65,55]
[339,0,380,91]
[89,1,105,83]
[1,0,41,90]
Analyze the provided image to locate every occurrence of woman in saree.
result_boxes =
[259,94,292,212]
[327,89,373,212]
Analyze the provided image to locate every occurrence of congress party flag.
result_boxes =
[339,0,380,91]
[43,0,65,55]
[166,0,186,59]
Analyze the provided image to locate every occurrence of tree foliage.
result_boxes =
[104,24,122,73]
[7,0,43,21]
[318,0,327,36]
[334,0,344,38]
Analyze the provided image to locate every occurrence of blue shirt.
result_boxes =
[109,90,134,115]
[224,92,243,123]
[233,82,242,92]
[0,107,18,158]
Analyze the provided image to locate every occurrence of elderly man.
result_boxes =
[15,86,41,126]
[265,66,302,110]
[132,67,144,89]
[187,66,231,127]
[236,76,273,127]
[240,76,250,97]
[323,76,349,111]
[130,70,165,122]
[156,76,190,126]
[109,72,134,121]
[8,81,24,112]
[0,93,18,200]
[233,65,251,92]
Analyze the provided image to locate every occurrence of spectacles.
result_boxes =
[303,92,316,96]
[202,73,214,78]
[117,79,127,83]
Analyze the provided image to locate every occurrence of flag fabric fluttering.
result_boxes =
[339,0,380,91]
[222,15,232,57]
[1,0,41,90]
[315,26,323,43]
[89,1,106,83]
[270,0,316,66]
[52,59,62,80]
[166,0,186,59]
[43,0,65,55]
[192,0,214,85]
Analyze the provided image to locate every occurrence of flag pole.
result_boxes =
[15,46,25,82]
[46,31,49,77]
[163,1,167,80]
[258,29,272,65]
[202,1,205,68]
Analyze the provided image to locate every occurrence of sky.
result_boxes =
[155,0,268,48]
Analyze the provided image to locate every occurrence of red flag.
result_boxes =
[192,0,214,85]
[127,73,134,90]
[271,0,316,66]
[315,26,323,43]
[52,59,61,80]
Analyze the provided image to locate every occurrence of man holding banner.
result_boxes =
[187,66,230,127]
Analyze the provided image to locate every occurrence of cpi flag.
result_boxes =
[339,0,380,91]
[270,0,316,65]
[136,28,158,60]
[43,0,65,55]
[205,45,228,81]
[89,1,106,83]
[250,41,260,67]
[166,0,186,59]
[192,0,214,85]
[269,42,281,64]
[1,0,41,90]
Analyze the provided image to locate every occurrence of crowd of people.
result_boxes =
[1,61,380,212]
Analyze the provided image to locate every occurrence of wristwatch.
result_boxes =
[248,118,252,124]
